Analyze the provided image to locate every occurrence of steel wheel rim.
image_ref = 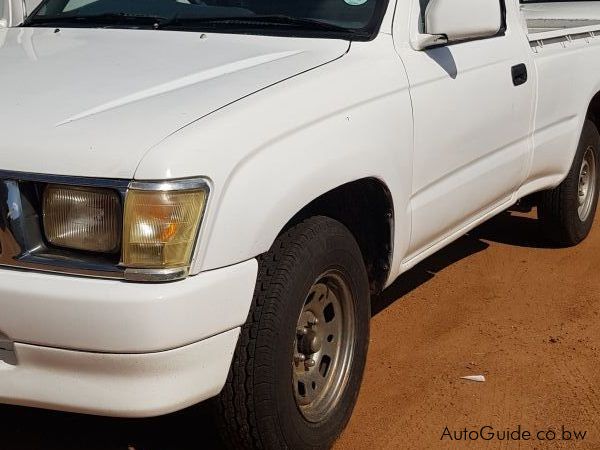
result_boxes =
[578,146,597,222]
[292,270,356,423]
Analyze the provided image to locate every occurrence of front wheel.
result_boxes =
[216,216,370,450]
[539,119,600,246]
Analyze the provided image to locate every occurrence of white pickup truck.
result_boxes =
[1,0,599,448]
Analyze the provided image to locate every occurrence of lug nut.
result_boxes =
[308,317,319,326]
[297,327,307,336]
[305,358,316,368]
[294,354,306,364]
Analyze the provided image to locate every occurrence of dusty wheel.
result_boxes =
[293,270,356,423]
[539,120,600,246]
[216,216,370,449]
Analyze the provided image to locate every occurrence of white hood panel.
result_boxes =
[0,27,348,178]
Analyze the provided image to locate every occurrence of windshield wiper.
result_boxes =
[24,12,361,35]
[159,15,356,34]
[24,12,168,28]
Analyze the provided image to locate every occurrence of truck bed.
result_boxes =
[521,1,600,40]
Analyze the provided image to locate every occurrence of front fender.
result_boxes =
[135,36,414,276]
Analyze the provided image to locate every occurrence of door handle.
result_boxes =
[511,63,528,87]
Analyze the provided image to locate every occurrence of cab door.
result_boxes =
[397,0,535,259]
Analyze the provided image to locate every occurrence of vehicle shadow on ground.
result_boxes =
[0,401,224,450]
[371,232,490,316]
[470,207,560,249]
[0,209,552,450]
[372,207,553,316]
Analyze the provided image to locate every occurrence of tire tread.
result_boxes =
[216,216,347,449]
[539,119,600,246]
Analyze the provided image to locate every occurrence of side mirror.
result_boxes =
[416,0,502,50]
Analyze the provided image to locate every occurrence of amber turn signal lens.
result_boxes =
[122,188,207,269]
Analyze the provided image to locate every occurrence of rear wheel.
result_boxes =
[216,216,370,450]
[539,120,600,246]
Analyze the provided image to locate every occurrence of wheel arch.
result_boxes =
[587,91,600,132]
[281,178,394,295]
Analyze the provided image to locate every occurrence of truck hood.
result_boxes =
[0,27,348,178]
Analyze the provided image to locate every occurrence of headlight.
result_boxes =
[122,180,208,274]
[40,178,208,282]
[43,185,122,253]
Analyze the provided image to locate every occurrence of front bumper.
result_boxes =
[0,259,258,416]
[0,329,239,417]
[0,259,257,353]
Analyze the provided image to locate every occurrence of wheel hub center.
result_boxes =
[580,164,590,204]
[299,329,322,355]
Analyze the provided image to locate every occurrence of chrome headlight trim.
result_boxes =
[0,170,210,283]
[0,169,131,190]
[124,267,190,283]
[0,171,127,280]
[129,178,210,192]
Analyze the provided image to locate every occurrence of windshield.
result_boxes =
[24,0,388,39]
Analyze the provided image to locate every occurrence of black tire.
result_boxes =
[216,216,370,450]
[539,120,600,246]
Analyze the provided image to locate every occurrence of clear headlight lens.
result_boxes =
[122,187,207,269]
[43,185,122,253]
